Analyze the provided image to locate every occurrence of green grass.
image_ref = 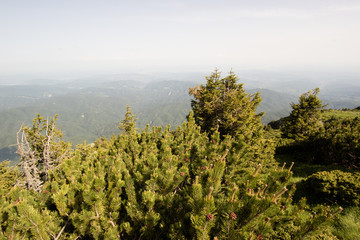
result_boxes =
[274,153,348,191]
[321,109,360,121]
[275,152,353,206]
[331,207,360,240]
[276,153,348,178]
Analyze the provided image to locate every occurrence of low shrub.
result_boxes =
[305,170,360,206]
[312,117,360,167]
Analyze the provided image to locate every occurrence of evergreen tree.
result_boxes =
[118,105,138,134]
[282,88,324,141]
[0,161,18,192]
[189,69,263,140]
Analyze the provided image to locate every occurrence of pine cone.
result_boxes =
[229,212,237,220]
[206,213,214,221]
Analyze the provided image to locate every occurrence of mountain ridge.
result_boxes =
[1,78,359,162]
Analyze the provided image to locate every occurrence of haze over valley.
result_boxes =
[1,70,359,162]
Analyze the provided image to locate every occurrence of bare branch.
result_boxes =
[17,127,42,192]
[16,115,69,192]
[54,219,69,240]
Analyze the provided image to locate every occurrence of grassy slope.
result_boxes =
[321,109,360,120]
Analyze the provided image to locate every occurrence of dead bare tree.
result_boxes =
[16,115,70,192]
[17,128,43,192]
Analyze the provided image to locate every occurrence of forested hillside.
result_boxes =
[0,78,299,162]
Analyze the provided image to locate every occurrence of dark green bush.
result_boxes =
[311,117,360,167]
[0,161,18,191]
[278,117,360,168]
[305,170,360,206]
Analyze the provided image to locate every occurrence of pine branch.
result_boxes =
[23,212,44,240]
[10,221,15,240]
[54,219,69,240]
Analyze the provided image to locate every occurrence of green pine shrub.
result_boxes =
[0,161,18,192]
[0,111,336,239]
[311,117,360,167]
[41,113,291,239]
[0,186,65,239]
[189,69,263,140]
[281,88,324,141]
[305,170,360,206]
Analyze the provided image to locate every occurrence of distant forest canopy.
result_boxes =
[1,72,360,162]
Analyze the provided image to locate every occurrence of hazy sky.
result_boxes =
[1,0,360,76]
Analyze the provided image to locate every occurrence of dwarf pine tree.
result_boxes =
[304,116,360,167]
[118,105,138,134]
[0,100,339,237]
[189,69,263,141]
[3,111,338,239]
[0,161,18,192]
[189,70,276,180]
[282,88,324,141]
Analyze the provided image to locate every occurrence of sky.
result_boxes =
[1,0,360,77]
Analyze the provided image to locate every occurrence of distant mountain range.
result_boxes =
[1,72,359,162]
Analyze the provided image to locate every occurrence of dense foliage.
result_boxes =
[310,117,360,167]
[0,161,17,192]
[305,170,360,206]
[189,70,263,140]
[0,112,340,239]
[281,88,324,141]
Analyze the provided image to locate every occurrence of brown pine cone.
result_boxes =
[206,213,214,221]
[229,212,237,220]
